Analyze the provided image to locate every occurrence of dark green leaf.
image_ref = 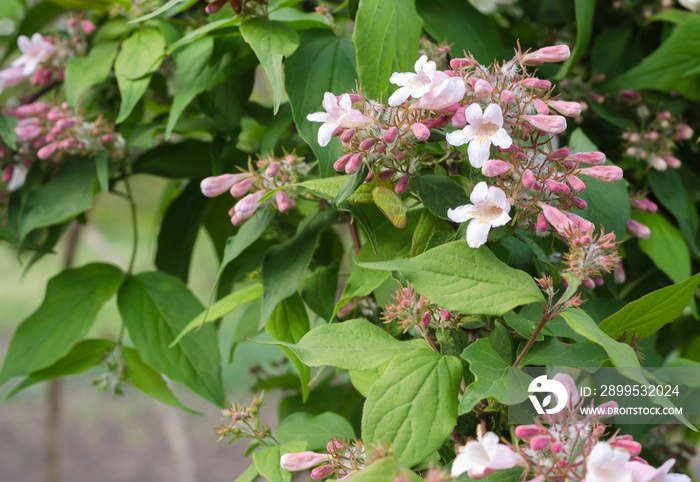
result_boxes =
[95,150,109,192]
[0,264,123,386]
[117,272,225,406]
[0,112,18,150]
[268,8,332,31]
[518,337,609,370]
[301,175,374,203]
[301,261,339,321]
[413,175,470,220]
[133,140,218,178]
[334,162,369,207]
[372,186,407,228]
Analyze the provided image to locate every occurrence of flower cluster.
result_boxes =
[1,101,124,193]
[561,225,621,288]
[452,374,691,482]
[214,393,275,445]
[383,283,453,333]
[622,110,693,171]
[200,151,308,225]
[280,438,365,481]
[307,45,624,251]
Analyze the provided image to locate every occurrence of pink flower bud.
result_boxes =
[523,45,571,65]
[521,114,567,134]
[311,465,335,480]
[567,175,586,192]
[545,179,560,193]
[280,451,329,472]
[340,128,356,143]
[481,159,512,177]
[345,153,364,174]
[230,177,255,197]
[58,139,75,150]
[571,197,588,210]
[538,202,572,235]
[664,155,681,169]
[234,191,264,221]
[395,175,409,194]
[644,131,659,141]
[2,165,12,183]
[627,219,651,239]
[564,212,594,235]
[452,107,467,129]
[327,441,346,452]
[500,89,516,104]
[265,162,281,177]
[596,400,619,416]
[473,78,492,97]
[392,150,404,161]
[334,153,352,171]
[364,170,374,182]
[619,89,637,102]
[551,443,563,453]
[614,439,642,457]
[645,200,658,213]
[568,151,606,166]
[581,277,596,289]
[547,100,582,117]
[80,20,96,35]
[449,58,473,69]
[9,102,47,117]
[37,142,58,160]
[522,78,551,90]
[378,169,395,181]
[276,190,290,213]
[651,157,667,171]
[338,93,364,104]
[589,92,605,104]
[557,182,570,194]
[440,310,451,321]
[331,125,344,138]
[383,126,398,144]
[515,425,544,439]
[360,138,376,150]
[522,169,535,188]
[205,1,224,14]
[530,436,552,451]
[421,312,431,328]
[536,212,548,232]
[577,166,623,183]
[47,107,65,122]
[411,122,430,141]
[533,99,549,115]
[676,124,693,140]
[15,123,42,142]
[376,144,386,153]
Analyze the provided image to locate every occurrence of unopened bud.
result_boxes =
[581,277,596,289]
[378,169,395,181]
[481,159,512,177]
[530,436,552,451]
[538,202,572,235]
[276,190,290,213]
[449,58,473,69]
[677,123,693,140]
[411,122,430,141]
[473,78,492,97]
[627,219,651,239]
[452,107,467,129]
[547,100,582,117]
[383,126,398,144]
[421,312,431,328]
[359,138,376,150]
[571,197,588,210]
[311,465,335,480]
[345,153,364,174]
[392,150,404,161]
[230,177,255,197]
[515,425,544,439]
[545,179,560,193]
[522,45,570,65]
[340,128,356,143]
[521,114,567,134]
[334,153,352,171]
[37,142,58,160]
[280,451,329,472]
[533,99,549,115]
[440,310,451,321]
[664,155,681,169]
[567,175,586,192]
[577,166,623,183]
[80,20,96,35]
[500,89,516,104]
[651,157,668,171]
[265,162,281,177]
[568,151,606,166]
[395,175,409,194]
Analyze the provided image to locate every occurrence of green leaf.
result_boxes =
[350,458,422,481]
[255,318,421,370]
[413,175,470,220]
[334,162,369,207]
[285,30,357,177]
[65,42,119,108]
[301,261,339,321]
[268,7,332,31]
[457,468,525,481]
[95,150,109,193]
[19,159,99,239]
[602,15,700,100]
[117,272,225,406]
[504,310,545,342]
[518,337,609,370]
[459,339,531,413]
[173,283,263,346]
[122,347,200,414]
[0,263,124,386]
[260,209,338,327]
[415,0,501,65]
[634,211,690,284]
[648,169,700,258]
[115,29,165,122]
[266,294,311,401]
[0,112,18,150]
[163,16,242,56]
[240,18,299,114]
[234,464,259,482]
[359,241,544,316]
[275,412,356,450]
[133,140,216,178]
[558,308,642,370]
[353,0,423,100]
[253,441,307,482]
[646,8,693,25]
[599,272,700,340]
[334,214,416,317]
[301,176,374,203]
[362,349,461,467]
[569,128,629,238]
[129,0,187,23]
[3,339,115,401]
[372,186,407,228]
[554,0,595,80]
[45,0,115,9]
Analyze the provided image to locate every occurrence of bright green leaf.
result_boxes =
[65,42,119,108]
[518,337,609,370]
[372,186,407,229]
[275,412,356,450]
[350,458,422,481]
[301,175,374,204]
[634,211,691,284]
[253,441,307,482]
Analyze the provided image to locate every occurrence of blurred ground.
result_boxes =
[0,175,283,481]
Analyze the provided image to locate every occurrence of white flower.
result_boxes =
[628,459,691,482]
[388,55,436,106]
[678,0,699,11]
[12,33,56,76]
[446,103,512,167]
[585,442,633,482]
[448,181,511,248]
[306,92,374,147]
[451,427,523,478]
[7,164,28,192]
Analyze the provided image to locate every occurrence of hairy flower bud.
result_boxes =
[568,175,586,192]
[521,114,567,134]
[568,151,606,166]
[265,162,281,177]
[515,425,544,439]
[533,99,549,115]
[340,128,356,143]
[311,465,335,480]
[522,169,535,188]
[37,142,58,160]
[500,89,516,104]
[230,177,255,197]
[449,57,473,69]
[334,153,353,171]
[530,436,552,451]
[547,100,582,117]
[577,166,623,183]
[522,45,571,65]
[452,107,467,128]
[664,155,681,169]
[538,202,572,235]
[276,190,290,213]
[473,78,492,97]
[411,122,431,141]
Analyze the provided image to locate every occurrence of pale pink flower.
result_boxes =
[627,219,651,240]
[200,173,250,197]
[0,67,27,93]
[388,55,437,106]
[414,72,466,111]
[448,181,511,248]
[678,0,700,11]
[522,45,571,65]
[280,451,330,471]
[547,100,583,117]
[585,442,633,482]
[577,166,623,183]
[306,93,374,147]
[554,372,580,406]
[521,114,567,134]
[627,459,691,482]
[538,202,572,235]
[6,164,28,192]
[446,103,512,167]
[12,33,56,76]
[451,427,524,478]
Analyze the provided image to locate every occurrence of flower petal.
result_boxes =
[317,122,337,147]
[446,127,472,146]
[465,103,483,126]
[467,138,491,167]
[322,91,338,112]
[485,185,507,208]
[388,86,412,106]
[447,204,476,223]
[483,103,504,126]
[338,93,352,112]
[470,181,489,204]
[306,112,329,123]
[491,127,513,148]
[467,220,491,248]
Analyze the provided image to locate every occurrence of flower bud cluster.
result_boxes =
[382,283,453,333]
[280,438,365,481]
[622,110,693,171]
[200,151,308,225]
[215,393,274,444]
[561,225,621,286]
